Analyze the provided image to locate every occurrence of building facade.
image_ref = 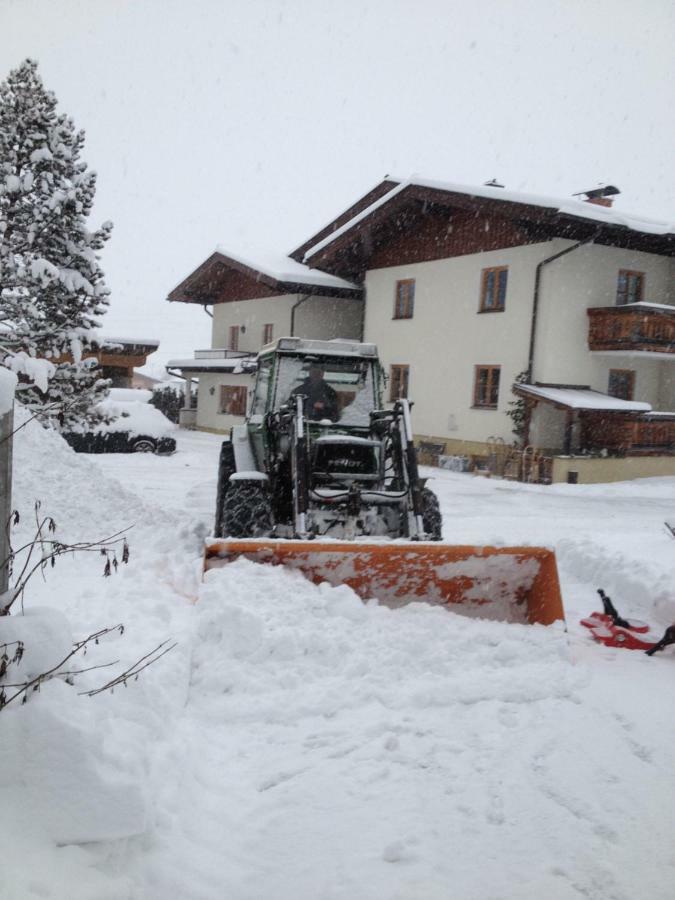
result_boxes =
[168,178,674,481]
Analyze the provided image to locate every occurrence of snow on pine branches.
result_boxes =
[0,59,113,427]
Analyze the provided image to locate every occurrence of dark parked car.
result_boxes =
[63,430,176,455]
[64,388,178,455]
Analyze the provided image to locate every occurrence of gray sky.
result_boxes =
[1,0,674,372]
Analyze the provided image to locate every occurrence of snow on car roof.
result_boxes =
[303,176,674,260]
[515,383,652,411]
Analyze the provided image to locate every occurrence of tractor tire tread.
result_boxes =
[221,480,273,538]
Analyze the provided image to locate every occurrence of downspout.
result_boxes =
[290,293,312,336]
[357,287,366,342]
[527,229,601,383]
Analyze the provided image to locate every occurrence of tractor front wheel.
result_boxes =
[421,487,442,540]
[220,479,273,538]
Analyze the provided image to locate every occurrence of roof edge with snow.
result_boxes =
[514,383,652,412]
[296,176,674,265]
[168,249,363,306]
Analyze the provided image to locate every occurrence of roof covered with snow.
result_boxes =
[514,383,652,412]
[212,247,360,291]
[166,355,257,374]
[168,247,363,306]
[103,336,160,348]
[300,176,674,263]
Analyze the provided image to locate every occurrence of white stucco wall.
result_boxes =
[534,243,675,405]
[211,295,296,352]
[364,241,675,446]
[197,294,362,431]
[363,242,555,443]
[195,371,256,432]
[294,296,362,340]
[211,294,363,353]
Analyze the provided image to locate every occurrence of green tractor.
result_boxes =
[206,337,565,626]
[213,337,442,542]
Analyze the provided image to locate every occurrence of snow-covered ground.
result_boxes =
[2,420,675,900]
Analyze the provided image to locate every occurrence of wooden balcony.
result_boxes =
[588,304,675,355]
[580,412,675,454]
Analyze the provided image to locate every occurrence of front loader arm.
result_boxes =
[395,399,426,539]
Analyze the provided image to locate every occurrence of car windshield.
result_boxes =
[274,355,377,426]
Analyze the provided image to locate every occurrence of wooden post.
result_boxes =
[563,409,574,455]
[0,405,13,598]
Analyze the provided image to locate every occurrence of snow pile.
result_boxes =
[1,411,195,889]
[120,559,674,900]
[108,387,153,403]
[2,418,675,899]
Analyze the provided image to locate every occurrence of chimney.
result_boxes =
[573,185,620,208]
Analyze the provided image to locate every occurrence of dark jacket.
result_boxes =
[291,378,339,421]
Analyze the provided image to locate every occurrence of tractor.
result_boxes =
[206,336,564,626]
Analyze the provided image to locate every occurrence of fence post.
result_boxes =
[0,405,13,597]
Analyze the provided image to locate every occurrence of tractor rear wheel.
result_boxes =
[220,479,273,538]
[421,487,442,540]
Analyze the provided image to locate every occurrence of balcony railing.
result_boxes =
[580,412,675,454]
[588,304,675,354]
[194,349,250,359]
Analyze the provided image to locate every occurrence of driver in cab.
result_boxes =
[291,363,339,421]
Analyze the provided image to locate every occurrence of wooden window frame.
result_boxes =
[393,279,415,320]
[616,269,645,306]
[229,325,239,351]
[262,323,274,345]
[479,266,508,312]
[608,369,635,401]
[219,385,247,416]
[472,365,501,409]
[389,364,410,401]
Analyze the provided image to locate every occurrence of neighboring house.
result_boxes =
[168,177,675,482]
[131,371,161,390]
[166,249,362,431]
[55,336,160,387]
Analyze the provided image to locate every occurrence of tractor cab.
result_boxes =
[249,337,382,429]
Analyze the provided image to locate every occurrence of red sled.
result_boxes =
[581,590,675,655]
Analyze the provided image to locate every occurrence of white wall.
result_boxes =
[211,294,296,352]
[535,244,674,404]
[363,241,554,443]
[211,294,363,352]
[196,371,256,432]
[198,294,363,431]
[294,296,362,340]
[364,241,675,445]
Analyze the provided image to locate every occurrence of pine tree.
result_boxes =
[0,59,113,427]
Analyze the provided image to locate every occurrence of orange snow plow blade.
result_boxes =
[204,540,564,626]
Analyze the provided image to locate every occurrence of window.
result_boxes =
[479,267,508,312]
[608,369,635,401]
[394,279,415,319]
[262,323,274,345]
[229,325,239,350]
[389,364,409,401]
[219,385,247,416]
[616,270,644,306]
[473,365,500,408]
